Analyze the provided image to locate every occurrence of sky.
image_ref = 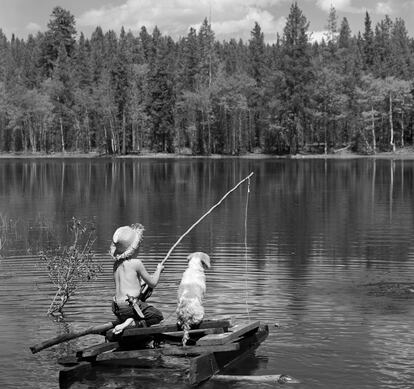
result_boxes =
[0,0,413,43]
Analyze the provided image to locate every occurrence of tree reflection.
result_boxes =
[0,158,413,267]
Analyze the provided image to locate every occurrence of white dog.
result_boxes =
[176,252,211,345]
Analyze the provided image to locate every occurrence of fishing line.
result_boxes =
[244,175,251,322]
[158,173,254,323]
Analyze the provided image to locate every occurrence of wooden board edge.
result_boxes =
[217,324,269,372]
[77,341,119,358]
[59,361,91,389]
[188,352,220,386]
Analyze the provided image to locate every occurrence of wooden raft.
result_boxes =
[59,319,269,388]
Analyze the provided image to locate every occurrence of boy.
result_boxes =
[109,224,164,334]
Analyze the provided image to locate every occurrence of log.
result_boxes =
[30,321,114,354]
[211,374,299,384]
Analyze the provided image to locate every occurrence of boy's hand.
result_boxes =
[157,263,165,272]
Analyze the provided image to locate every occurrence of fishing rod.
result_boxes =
[161,171,254,266]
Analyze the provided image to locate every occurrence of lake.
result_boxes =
[0,157,413,389]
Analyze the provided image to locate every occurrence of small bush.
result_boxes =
[39,217,101,316]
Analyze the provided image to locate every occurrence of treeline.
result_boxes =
[0,3,413,155]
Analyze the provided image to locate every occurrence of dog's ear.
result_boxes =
[199,252,210,269]
[187,252,211,269]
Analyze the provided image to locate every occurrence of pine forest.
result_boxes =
[1,3,414,156]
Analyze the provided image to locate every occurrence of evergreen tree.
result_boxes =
[181,27,199,90]
[147,35,176,152]
[222,39,238,75]
[198,18,217,87]
[90,27,105,83]
[373,15,393,77]
[140,26,153,62]
[248,22,268,148]
[249,22,267,85]
[280,2,314,153]
[126,30,144,65]
[73,32,93,151]
[338,17,352,49]
[390,18,412,79]
[0,29,8,82]
[41,7,76,77]
[362,11,374,69]
[21,34,42,88]
[325,5,338,44]
[112,27,129,154]
[75,33,91,88]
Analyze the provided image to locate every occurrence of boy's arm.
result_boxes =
[136,260,164,289]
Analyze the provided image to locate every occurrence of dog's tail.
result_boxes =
[182,322,191,346]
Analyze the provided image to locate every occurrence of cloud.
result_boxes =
[203,8,286,43]
[308,30,328,43]
[316,0,352,12]
[77,0,286,41]
[315,0,365,14]
[375,2,393,15]
[26,22,42,33]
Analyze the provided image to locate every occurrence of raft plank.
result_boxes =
[197,321,260,346]
[93,342,239,360]
[120,319,230,338]
[188,352,219,386]
[76,341,119,358]
[164,343,239,355]
[162,327,224,338]
[96,351,189,369]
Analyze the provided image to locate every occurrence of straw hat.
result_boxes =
[109,224,145,260]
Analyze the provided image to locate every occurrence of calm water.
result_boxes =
[0,157,413,389]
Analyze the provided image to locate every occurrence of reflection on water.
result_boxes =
[0,157,413,389]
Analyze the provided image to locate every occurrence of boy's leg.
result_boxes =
[140,302,164,326]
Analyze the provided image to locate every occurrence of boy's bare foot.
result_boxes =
[113,318,135,334]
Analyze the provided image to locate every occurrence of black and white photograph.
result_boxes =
[0,0,413,388]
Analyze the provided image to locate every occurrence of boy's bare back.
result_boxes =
[114,258,142,301]
[114,258,163,301]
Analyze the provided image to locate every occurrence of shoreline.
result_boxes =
[1,149,414,160]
